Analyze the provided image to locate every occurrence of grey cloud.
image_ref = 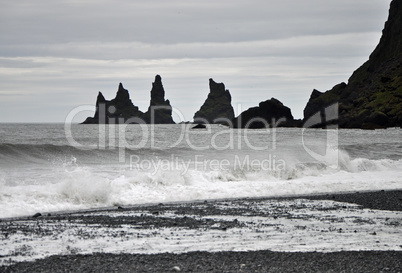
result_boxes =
[0,32,382,61]
[0,0,393,122]
[0,53,363,122]
[1,0,389,47]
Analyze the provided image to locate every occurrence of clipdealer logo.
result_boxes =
[64,103,339,169]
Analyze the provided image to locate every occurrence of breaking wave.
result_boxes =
[1,145,401,218]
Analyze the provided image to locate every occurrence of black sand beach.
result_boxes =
[1,190,402,273]
[2,250,401,273]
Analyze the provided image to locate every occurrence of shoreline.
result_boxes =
[1,190,401,272]
[3,188,402,221]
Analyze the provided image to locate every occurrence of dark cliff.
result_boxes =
[303,0,402,128]
[193,79,235,125]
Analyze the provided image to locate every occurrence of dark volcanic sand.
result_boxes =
[1,190,402,273]
[2,251,401,273]
[301,190,402,212]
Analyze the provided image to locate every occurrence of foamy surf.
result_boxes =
[1,152,401,219]
[1,124,401,218]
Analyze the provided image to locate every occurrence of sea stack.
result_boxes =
[303,0,402,129]
[144,75,175,124]
[82,83,144,124]
[82,75,175,124]
[193,79,235,125]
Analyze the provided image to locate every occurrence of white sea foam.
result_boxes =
[1,125,401,218]
[1,199,401,265]
[1,151,401,219]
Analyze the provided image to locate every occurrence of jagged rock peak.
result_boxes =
[150,75,166,105]
[145,75,175,124]
[115,82,130,101]
[193,78,235,124]
[154,74,162,84]
[96,92,106,105]
[209,78,226,94]
[82,82,143,124]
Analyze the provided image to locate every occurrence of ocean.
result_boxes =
[1,123,401,219]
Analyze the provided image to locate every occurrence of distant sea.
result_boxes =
[1,123,401,218]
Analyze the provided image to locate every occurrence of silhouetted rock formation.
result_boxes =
[82,83,144,124]
[82,75,175,124]
[144,75,174,124]
[233,98,300,128]
[303,0,402,128]
[193,79,235,125]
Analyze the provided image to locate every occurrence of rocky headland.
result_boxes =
[303,0,402,129]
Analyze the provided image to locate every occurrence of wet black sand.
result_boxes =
[2,250,401,273]
[1,190,402,273]
[300,190,402,212]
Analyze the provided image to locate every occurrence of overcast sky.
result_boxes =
[0,0,392,123]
